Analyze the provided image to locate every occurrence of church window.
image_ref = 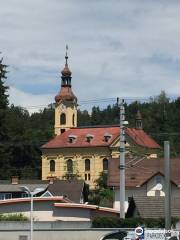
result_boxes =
[50,160,55,172]
[85,173,91,181]
[85,159,90,171]
[60,113,66,125]
[72,114,75,126]
[103,158,108,171]
[67,159,73,172]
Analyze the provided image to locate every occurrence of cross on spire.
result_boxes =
[65,45,68,65]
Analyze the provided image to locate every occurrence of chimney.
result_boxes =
[11,176,19,185]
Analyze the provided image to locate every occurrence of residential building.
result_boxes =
[108,158,180,211]
[0,177,86,203]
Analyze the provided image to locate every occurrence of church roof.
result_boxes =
[42,126,160,149]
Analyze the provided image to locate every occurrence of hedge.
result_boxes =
[92,217,179,228]
[0,213,28,221]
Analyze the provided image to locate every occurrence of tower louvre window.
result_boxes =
[60,113,66,125]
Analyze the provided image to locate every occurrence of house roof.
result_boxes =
[0,181,48,192]
[42,126,160,149]
[0,179,85,203]
[108,158,180,187]
[47,180,84,203]
[127,196,180,218]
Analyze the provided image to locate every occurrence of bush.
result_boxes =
[0,213,28,221]
[92,217,179,228]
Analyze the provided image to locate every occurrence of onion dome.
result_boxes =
[55,86,77,102]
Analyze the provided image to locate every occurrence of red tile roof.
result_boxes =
[42,126,160,149]
[108,158,180,187]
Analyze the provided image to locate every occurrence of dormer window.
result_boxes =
[104,133,112,142]
[86,134,94,142]
[68,134,77,143]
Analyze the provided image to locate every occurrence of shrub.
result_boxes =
[0,213,28,221]
[92,217,179,228]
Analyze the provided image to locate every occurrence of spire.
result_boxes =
[135,110,143,130]
[55,46,77,103]
[65,44,68,65]
[61,45,72,78]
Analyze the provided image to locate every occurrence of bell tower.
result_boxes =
[135,110,143,130]
[54,46,77,135]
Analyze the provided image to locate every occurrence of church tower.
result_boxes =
[54,46,77,135]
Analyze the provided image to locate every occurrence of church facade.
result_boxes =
[41,50,160,188]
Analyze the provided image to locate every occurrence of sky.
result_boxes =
[1,0,180,112]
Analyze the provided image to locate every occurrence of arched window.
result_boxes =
[50,160,55,172]
[67,159,73,172]
[60,113,66,125]
[72,114,75,126]
[85,159,90,171]
[103,158,108,171]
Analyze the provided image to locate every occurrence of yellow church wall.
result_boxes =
[42,147,111,188]
[55,100,77,135]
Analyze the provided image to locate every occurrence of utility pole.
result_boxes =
[118,98,126,219]
[164,141,171,230]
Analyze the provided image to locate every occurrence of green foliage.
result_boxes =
[0,213,28,221]
[89,172,113,207]
[92,216,179,228]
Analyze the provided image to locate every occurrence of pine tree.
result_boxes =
[0,57,11,178]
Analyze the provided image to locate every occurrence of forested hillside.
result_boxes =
[1,59,180,179]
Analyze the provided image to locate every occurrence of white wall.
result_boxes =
[0,201,91,221]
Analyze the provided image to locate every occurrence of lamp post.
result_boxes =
[20,186,45,240]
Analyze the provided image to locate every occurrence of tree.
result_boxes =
[0,57,12,178]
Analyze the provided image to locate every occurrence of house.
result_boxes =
[0,197,119,221]
[126,196,180,219]
[108,157,180,211]
[41,49,160,189]
[0,177,86,203]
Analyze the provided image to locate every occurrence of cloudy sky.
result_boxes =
[1,0,180,112]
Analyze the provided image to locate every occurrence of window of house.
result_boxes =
[50,160,55,172]
[0,193,12,200]
[60,113,66,125]
[67,159,73,172]
[85,159,90,171]
[21,193,29,198]
[103,158,108,171]
[155,175,162,184]
[88,173,91,180]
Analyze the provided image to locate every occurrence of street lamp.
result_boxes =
[20,186,45,240]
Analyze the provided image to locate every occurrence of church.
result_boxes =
[41,49,160,188]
